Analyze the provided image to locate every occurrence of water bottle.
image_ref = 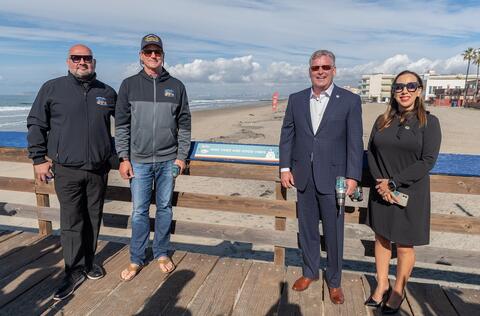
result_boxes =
[172,164,180,178]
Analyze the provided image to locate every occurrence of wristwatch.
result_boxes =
[119,157,129,163]
[387,179,397,191]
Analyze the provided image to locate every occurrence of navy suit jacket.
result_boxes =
[279,85,364,194]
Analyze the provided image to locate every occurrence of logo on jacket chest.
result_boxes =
[96,97,108,106]
[164,89,175,97]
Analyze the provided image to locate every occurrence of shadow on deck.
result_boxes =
[0,230,478,316]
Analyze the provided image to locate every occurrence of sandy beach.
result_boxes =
[1,101,479,288]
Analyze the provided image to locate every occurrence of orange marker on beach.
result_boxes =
[272,91,279,111]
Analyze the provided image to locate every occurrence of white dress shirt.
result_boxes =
[281,84,334,173]
[310,84,333,134]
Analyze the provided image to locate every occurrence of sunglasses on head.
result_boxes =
[310,65,334,71]
[393,82,420,93]
[70,55,93,63]
[142,49,163,56]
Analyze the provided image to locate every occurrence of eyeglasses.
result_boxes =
[310,65,334,71]
[142,49,163,56]
[70,55,93,63]
[393,82,420,93]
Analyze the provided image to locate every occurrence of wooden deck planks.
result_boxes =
[186,257,252,315]
[324,273,369,316]
[443,287,480,315]
[406,282,458,316]
[0,231,42,258]
[86,251,187,316]
[41,242,127,316]
[231,262,285,316]
[0,226,478,316]
[0,242,63,308]
[2,241,122,315]
[0,234,60,279]
[135,252,219,316]
[0,230,20,243]
[277,266,323,316]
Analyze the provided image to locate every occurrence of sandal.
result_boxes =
[158,256,176,273]
[120,263,142,281]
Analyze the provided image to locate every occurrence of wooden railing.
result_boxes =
[0,146,479,268]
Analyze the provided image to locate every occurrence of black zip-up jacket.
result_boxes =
[115,68,191,163]
[27,72,117,170]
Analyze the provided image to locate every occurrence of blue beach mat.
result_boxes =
[1,133,479,177]
[0,131,28,148]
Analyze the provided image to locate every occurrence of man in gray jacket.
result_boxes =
[115,34,191,280]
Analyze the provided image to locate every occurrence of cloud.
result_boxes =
[168,56,260,83]
[1,0,480,66]
[160,54,470,87]
[337,54,469,81]
[123,62,142,78]
[0,75,3,80]
[1,0,479,95]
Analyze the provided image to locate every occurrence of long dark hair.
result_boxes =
[378,70,427,131]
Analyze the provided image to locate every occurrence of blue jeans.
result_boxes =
[129,160,174,265]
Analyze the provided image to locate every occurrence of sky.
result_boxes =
[1,0,480,99]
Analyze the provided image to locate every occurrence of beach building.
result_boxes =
[360,72,479,106]
[342,85,361,95]
[423,74,479,106]
[424,74,467,100]
[359,73,395,103]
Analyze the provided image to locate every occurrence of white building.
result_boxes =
[359,74,395,103]
[423,74,467,100]
[360,72,478,104]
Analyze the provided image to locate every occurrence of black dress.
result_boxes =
[366,113,441,245]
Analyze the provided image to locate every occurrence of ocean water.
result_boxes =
[0,95,268,132]
[0,95,35,132]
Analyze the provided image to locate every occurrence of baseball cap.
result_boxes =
[141,34,163,50]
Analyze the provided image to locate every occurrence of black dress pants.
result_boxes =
[53,164,108,275]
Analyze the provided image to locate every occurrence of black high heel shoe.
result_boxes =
[382,291,406,314]
[364,286,392,307]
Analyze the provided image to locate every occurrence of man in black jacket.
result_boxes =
[27,44,117,300]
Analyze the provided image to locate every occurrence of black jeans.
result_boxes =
[53,164,108,275]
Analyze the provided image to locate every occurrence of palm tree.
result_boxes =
[462,47,475,103]
[473,49,480,101]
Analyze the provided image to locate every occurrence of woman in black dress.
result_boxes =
[365,70,441,313]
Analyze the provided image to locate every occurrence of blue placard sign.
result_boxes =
[191,142,279,165]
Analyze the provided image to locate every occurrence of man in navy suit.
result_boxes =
[279,50,363,304]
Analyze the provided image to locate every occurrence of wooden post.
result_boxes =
[274,180,287,265]
[33,167,53,236]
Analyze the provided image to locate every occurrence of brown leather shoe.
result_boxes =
[292,276,319,291]
[328,287,345,304]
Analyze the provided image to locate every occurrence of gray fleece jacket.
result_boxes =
[115,69,191,163]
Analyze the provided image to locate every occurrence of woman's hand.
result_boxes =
[375,179,396,204]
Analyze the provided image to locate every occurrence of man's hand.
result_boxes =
[281,171,295,188]
[345,179,357,196]
[174,159,186,174]
[34,161,53,183]
[119,160,134,180]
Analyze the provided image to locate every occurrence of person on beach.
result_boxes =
[27,44,117,300]
[115,34,191,281]
[279,50,363,304]
[365,70,441,313]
